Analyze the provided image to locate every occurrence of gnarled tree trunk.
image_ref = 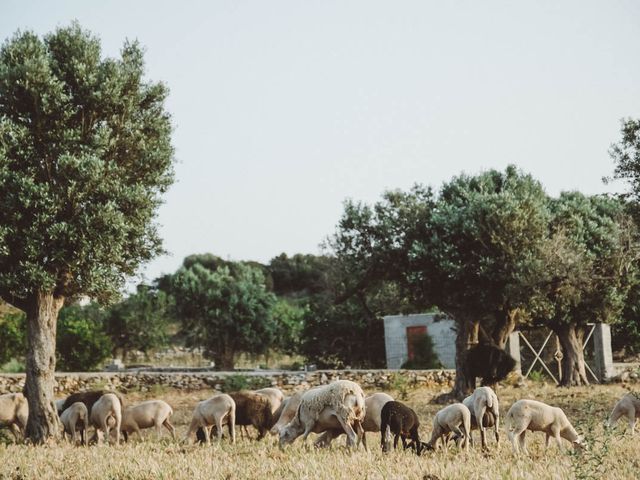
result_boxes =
[451,319,479,400]
[24,290,64,444]
[492,309,518,349]
[554,323,589,387]
[215,345,235,371]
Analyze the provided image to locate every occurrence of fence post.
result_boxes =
[506,331,522,376]
[593,323,614,381]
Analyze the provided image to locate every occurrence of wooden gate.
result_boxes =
[518,324,599,384]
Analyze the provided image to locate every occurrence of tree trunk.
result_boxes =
[215,345,235,371]
[451,319,479,400]
[555,323,589,387]
[492,309,518,349]
[24,290,64,444]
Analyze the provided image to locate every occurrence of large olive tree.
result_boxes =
[0,24,174,442]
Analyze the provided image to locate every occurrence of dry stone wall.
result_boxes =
[0,369,456,395]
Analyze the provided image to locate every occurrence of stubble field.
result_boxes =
[0,382,638,480]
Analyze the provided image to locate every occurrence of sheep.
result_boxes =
[59,401,88,446]
[505,399,584,454]
[121,400,175,442]
[607,392,640,434]
[315,392,394,449]
[0,392,28,442]
[426,403,471,451]
[60,390,125,417]
[279,380,366,448]
[462,386,500,450]
[90,393,122,445]
[186,394,236,445]
[379,400,423,455]
[270,391,305,435]
[255,387,285,414]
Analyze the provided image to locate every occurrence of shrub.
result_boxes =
[221,374,272,392]
[401,333,441,369]
[56,304,112,371]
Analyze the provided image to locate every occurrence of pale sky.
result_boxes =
[2,1,639,287]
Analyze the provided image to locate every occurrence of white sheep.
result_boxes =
[0,392,28,442]
[607,392,640,434]
[90,393,122,445]
[255,387,285,414]
[279,380,366,448]
[270,391,305,435]
[314,392,394,449]
[185,393,236,445]
[505,399,584,454]
[426,403,471,451]
[121,400,175,441]
[60,401,89,446]
[463,386,500,450]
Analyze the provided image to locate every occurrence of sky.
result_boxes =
[2,1,640,287]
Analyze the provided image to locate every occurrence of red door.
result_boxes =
[407,326,427,360]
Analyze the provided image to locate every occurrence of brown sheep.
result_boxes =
[59,390,125,416]
[197,390,274,442]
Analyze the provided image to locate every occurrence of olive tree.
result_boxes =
[0,24,173,442]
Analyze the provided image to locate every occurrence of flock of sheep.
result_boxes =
[1,379,639,455]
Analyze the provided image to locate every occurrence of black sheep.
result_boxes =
[380,401,423,456]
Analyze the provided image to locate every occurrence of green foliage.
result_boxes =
[268,253,330,297]
[528,369,545,383]
[301,294,386,369]
[221,374,271,393]
[171,261,277,369]
[0,311,26,365]
[0,358,25,373]
[609,118,640,202]
[401,333,441,369]
[389,373,412,400]
[104,284,170,358]
[0,22,174,306]
[270,299,306,355]
[56,303,112,371]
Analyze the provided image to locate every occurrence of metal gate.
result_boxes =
[518,324,599,384]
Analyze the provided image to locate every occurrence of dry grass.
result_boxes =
[1,382,639,479]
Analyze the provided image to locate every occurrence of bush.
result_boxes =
[401,333,441,369]
[0,312,26,365]
[221,374,272,392]
[56,304,112,371]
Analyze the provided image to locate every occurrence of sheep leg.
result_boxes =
[494,414,500,445]
[9,423,22,443]
[476,405,488,450]
[509,427,526,454]
[228,414,236,444]
[135,425,144,441]
[381,424,391,452]
[163,419,176,441]
[627,409,636,435]
[552,427,564,453]
[81,426,87,446]
[214,415,224,442]
[518,430,529,455]
[335,414,358,448]
[450,426,465,448]
[545,433,551,450]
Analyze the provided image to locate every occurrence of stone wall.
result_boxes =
[0,369,456,395]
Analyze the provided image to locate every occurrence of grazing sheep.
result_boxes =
[505,399,584,454]
[0,393,28,442]
[607,392,640,434]
[279,380,366,448]
[60,402,88,446]
[463,386,500,450]
[270,391,305,435]
[380,400,423,455]
[90,393,122,445]
[315,392,394,449]
[255,387,285,414]
[121,400,175,441]
[426,403,471,451]
[186,394,236,445]
[60,390,125,417]
[230,391,275,440]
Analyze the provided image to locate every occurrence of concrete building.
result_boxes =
[383,313,456,369]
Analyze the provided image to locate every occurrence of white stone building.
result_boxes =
[383,313,456,369]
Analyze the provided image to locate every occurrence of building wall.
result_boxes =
[383,313,456,369]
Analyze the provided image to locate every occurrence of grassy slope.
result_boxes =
[1,383,639,479]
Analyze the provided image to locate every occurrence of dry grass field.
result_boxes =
[1,382,639,480]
